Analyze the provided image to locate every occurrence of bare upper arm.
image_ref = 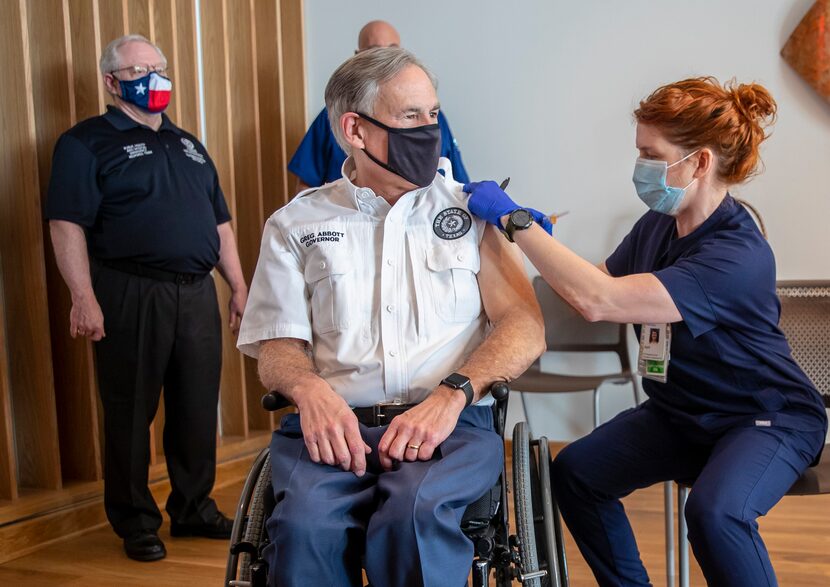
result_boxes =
[476,225,541,325]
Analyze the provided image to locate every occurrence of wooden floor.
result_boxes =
[1,445,828,586]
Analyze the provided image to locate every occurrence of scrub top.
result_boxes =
[606,195,827,436]
[287,108,470,187]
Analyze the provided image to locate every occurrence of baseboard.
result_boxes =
[0,432,270,564]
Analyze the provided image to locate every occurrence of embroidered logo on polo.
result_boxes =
[181,138,206,164]
[123,143,153,159]
[433,207,471,240]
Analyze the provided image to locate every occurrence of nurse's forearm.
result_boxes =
[512,224,682,324]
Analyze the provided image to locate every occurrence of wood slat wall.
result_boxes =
[0,0,306,554]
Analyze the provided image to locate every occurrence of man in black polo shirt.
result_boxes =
[46,34,247,562]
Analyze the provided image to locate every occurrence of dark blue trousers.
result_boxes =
[551,401,824,587]
[264,405,503,587]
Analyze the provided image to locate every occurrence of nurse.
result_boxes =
[463,77,827,586]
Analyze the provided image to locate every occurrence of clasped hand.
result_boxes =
[462,181,553,235]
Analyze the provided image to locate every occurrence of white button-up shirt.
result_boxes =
[238,157,489,407]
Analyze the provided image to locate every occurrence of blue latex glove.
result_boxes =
[462,181,553,235]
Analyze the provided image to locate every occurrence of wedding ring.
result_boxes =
[407,443,421,450]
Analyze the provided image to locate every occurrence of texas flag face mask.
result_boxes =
[116,71,172,114]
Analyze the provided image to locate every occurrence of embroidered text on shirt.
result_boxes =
[123,143,153,159]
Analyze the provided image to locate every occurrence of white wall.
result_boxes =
[303,0,830,440]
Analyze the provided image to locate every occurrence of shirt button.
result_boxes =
[319,261,326,269]
[389,350,398,357]
[457,254,465,262]
[386,258,394,266]
[386,304,395,313]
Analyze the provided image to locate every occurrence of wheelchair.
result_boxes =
[225,383,569,587]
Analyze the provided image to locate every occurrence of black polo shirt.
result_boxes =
[46,105,231,274]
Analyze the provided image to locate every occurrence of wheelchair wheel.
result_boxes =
[530,437,562,587]
[513,422,543,586]
[226,448,273,587]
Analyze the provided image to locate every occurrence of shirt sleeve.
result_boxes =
[45,134,104,226]
[237,215,311,358]
[209,167,232,224]
[438,111,470,184]
[654,233,773,339]
[605,229,637,277]
[287,109,330,187]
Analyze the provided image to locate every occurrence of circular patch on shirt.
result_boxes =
[433,207,472,240]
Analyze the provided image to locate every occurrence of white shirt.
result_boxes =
[238,157,490,407]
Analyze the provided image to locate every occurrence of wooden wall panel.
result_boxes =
[0,254,17,501]
[0,0,62,491]
[227,0,269,431]
[279,0,307,158]
[97,0,126,60]
[0,0,305,549]
[29,0,102,483]
[173,0,199,135]
[66,0,103,122]
[125,0,151,38]
[200,0,248,438]
[255,0,288,215]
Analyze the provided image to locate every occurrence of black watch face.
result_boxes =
[444,373,469,387]
[511,209,533,228]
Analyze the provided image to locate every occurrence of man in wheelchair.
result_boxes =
[237,47,545,587]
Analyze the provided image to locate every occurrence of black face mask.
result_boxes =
[357,112,441,188]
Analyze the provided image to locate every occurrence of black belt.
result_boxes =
[100,259,209,285]
[352,403,416,427]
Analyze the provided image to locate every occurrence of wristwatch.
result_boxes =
[441,372,475,407]
[503,208,534,243]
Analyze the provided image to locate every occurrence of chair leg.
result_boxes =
[678,485,690,587]
[519,391,534,439]
[592,388,601,429]
[664,482,675,587]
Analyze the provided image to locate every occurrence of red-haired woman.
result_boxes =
[463,77,827,586]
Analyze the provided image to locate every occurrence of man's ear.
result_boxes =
[103,74,119,96]
[341,112,365,150]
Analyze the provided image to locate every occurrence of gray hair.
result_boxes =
[99,34,167,75]
[325,47,437,153]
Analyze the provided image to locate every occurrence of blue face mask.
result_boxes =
[632,150,699,215]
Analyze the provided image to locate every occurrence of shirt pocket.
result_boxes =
[425,242,483,323]
[304,250,353,334]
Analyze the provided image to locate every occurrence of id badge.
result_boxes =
[638,323,670,383]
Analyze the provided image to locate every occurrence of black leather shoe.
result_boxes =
[123,530,166,562]
[170,511,233,539]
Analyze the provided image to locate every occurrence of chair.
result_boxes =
[674,280,830,587]
[511,275,640,437]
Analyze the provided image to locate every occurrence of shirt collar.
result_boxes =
[340,156,434,211]
[103,105,183,135]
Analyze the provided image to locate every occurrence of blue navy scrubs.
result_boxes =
[552,195,827,586]
[287,107,470,186]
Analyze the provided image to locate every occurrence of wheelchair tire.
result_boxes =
[531,437,561,587]
[513,422,542,587]
[239,451,272,582]
[225,448,272,587]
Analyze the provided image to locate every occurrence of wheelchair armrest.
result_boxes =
[490,382,510,402]
[261,391,292,411]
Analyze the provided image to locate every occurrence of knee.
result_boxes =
[684,489,741,541]
[551,443,588,499]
